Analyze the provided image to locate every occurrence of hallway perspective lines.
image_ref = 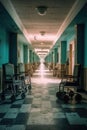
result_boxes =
[0,64,87,130]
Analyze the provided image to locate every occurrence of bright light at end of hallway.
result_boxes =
[32,59,61,84]
[39,62,44,78]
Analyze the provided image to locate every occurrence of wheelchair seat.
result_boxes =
[59,64,81,92]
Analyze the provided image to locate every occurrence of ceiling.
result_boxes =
[1,0,86,58]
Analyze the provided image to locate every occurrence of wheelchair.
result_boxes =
[56,64,82,103]
[0,63,26,102]
[18,63,31,90]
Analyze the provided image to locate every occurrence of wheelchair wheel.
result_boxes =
[75,93,82,103]
[69,90,74,99]
[56,91,66,100]
[25,87,27,93]
[56,91,62,98]
[21,92,25,99]
[63,94,69,103]
[1,93,5,101]
[10,95,15,102]
[28,84,31,90]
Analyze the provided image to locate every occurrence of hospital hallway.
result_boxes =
[0,63,87,130]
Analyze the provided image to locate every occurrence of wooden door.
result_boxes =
[69,40,75,75]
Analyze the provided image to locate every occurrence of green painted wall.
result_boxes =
[54,48,58,64]
[23,45,28,63]
[61,41,67,64]
[18,42,24,63]
[0,25,9,67]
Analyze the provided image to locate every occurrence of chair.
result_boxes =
[57,64,66,78]
[58,64,81,92]
[1,63,25,102]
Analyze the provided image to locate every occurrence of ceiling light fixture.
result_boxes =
[36,6,48,16]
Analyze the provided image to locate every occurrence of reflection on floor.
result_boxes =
[32,63,61,84]
[0,63,87,130]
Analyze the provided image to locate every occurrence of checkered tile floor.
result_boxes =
[0,64,87,130]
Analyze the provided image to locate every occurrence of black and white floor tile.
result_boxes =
[0,64,87,130]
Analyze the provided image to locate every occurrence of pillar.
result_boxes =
[29,50,33,63]
[9,33,18,66]
[75,24,85,90]
[53,47,58,65]
[60,41,67,64]
[23,45,28,63]
[75,24,84,65]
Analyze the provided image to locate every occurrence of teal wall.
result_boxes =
[0,2,21,67]
[18,42,24,63]
[53,48,58,64]
[0,2,39,68]
[23,45,28,63]
[0,25,9,67]
[61,41,67,64]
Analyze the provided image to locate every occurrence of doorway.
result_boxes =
[69,40,75,75]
